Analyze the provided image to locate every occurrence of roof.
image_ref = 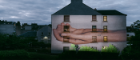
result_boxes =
[96,10,127,15]
[52,0,127,16]
[37,25,50,31]
[18,31,37,37]
[52,0,101,15]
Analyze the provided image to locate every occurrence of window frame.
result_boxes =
[92,36,97,42]
[103,16,107,22]
[103,26,107,32]
[103,36,108,42]
[64,25,70,32]
[63,36,69,43]
[92,15,96,21]
[92,25,97,32]
[64,15,70,22]
[63,46,69,52]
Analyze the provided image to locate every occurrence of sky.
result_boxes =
[0,0,139,26]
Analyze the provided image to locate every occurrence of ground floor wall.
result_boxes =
[51,42,127,54]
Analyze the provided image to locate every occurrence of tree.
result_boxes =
[48,24,52,28]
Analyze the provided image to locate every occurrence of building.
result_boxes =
[0,20,16,35]
[16,21,21,36]
[17,31,37,40]
[51,0,127,54]
[20,23,47,35]
[37,25,51,44]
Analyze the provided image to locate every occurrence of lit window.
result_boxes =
[92,15,96,21]
[64,26,69,32]
[103,46,107,49]
[92,36,97,42]
[14,24,15,26]
[43,36,48,40]
[103,16,107,22]
[103,36,108,42]
[63,46,69,52]
[92,25,96,32]
[64,15,69,22]
[63,36,69,43]
[103,26,107,32]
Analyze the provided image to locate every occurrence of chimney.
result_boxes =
[71,0,83,3]
[94,8,97,10]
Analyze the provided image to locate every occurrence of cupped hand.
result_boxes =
[53,29,91,44]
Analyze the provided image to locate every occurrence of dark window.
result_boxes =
[92,36,97,42]
[92,15,96,21]
[63,36,69,43]
[127,34,129,36]
[41,32,43,36]
[103,26,107,32]
[103,36,108,42]
[64,15,69,22]
[91,47,97,50]
[63,47,69,52]
[92,25,96,32]
[64,26,69,32]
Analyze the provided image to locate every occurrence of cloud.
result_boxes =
[0,0,139,26]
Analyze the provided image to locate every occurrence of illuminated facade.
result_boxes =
[51,0,127,54]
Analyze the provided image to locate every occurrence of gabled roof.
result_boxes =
[52,0,101,15]
[18,31,37,37]
[52,0,127,16]
[96,10,127,16]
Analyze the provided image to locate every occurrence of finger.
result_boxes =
[53,29,63,42]
[61,23,65,32]
[56,24,61,30]
[69,39,91,44]
[61,33,71,37]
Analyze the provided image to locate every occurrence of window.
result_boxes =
[64,26,69,32]
[92,36,97,42]
[92,15,96,21]
[63,47,69,52]
[64,15,69,22]
[92,25,96,32]
[103,16,107,22]
[102,46,107,49]
[127,34,129,36]
[103,36,108,42]
[91,47,97,50]
[63,36,69,43]
[103,26,107,32]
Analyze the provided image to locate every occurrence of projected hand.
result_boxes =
[53,23,93,44]
[53,23,125,44]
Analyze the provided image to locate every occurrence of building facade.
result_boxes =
[37,25,51,44]
[51,0,127,54]
[0,20,16,35]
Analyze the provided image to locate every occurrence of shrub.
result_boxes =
[79,46,98,52]
[0,50,30,59]
[101,44,120,53]
[70,44,76,51]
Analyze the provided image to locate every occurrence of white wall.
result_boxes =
[51,15,127,53]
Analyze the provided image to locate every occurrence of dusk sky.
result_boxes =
[0,0,139,26]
